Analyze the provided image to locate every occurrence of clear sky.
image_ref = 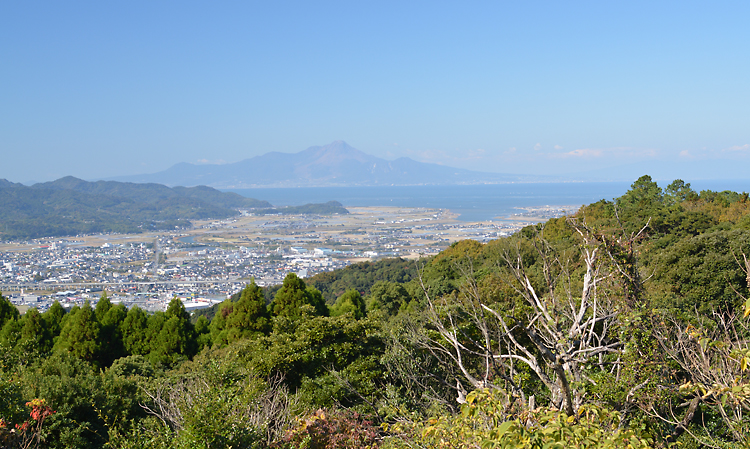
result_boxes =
[2,1,749,184]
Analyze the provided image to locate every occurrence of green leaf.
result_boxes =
[494,421,513,439]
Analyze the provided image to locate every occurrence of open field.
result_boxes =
[0,204,580,256]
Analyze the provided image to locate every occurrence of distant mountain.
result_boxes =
[112,141,543,188]
[0,178,272,240]
[32,177,271,209]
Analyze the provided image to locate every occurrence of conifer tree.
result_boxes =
[59,304,80,332]
[17,307,53,354]
[94,292,112,322]
[144,311,166,346]
[42,300,66,339]
[0,294,19,329]
[194,315,211,350]
[208,300,233,346]
[271,273,328,319]
[149,298,197,366]
[120,306,149,356]
[0,317,21,349]
[99,304,127,366]
[224,282,271,341]
[54,302,101,365]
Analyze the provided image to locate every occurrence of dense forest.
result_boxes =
[0,177,272,240]
[2,175,750,448]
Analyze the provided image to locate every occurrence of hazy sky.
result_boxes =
[2,1,749,183]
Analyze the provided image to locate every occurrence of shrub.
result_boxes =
[278,409,380,449]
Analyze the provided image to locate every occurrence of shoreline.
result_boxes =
[0,204,579,253]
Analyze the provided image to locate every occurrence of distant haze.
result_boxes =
[111,140,750,188]
[1,3,749,183]
[110,141,553,188]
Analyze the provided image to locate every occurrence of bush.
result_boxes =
[278,409,380,449]
[386,389,653,449]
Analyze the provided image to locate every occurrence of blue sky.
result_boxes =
[2,1,749,183]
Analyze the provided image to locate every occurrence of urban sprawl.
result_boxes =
[0,205,579,314]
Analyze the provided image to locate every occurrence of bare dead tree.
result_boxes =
[383,310,471,414]
[419,219,637,416]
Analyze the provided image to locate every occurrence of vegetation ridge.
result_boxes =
[2,175,750,448]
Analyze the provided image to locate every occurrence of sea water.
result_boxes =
[226,183,631,222]
[227,180,750,222]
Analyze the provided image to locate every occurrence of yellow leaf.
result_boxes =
[422,426,436,438]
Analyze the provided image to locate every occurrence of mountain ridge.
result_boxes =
[110,141,547,188]
[0,177,273,240]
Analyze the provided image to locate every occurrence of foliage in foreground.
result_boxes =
[389,389,652,449]
[3,176,750,447]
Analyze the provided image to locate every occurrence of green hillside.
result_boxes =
[2,176,750,448]
[0,177,272,240]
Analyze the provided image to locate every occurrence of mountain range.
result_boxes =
[111,141,546,188]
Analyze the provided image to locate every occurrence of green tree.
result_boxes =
[144,310,166,353]
[0,294,19,329]
[366,281,413,316]
[650,228,750,313]
[616,174,667,234]
[120,306,149,356]
[331,289,366,319]
[149,298,197,366]
[94,292,112,323]
[0,316,21,349]
[17,307,53,354]
[224,282,271,341]
[243,313,386,408]
[194,315,211,350]
[58,305,80,337]
[270,273,328,319]
[99,303,127,366]
[21,352,108,448]
[209,300,233,346]
[54,303,101,365]
[665,178,696,203]
[619,174,663,207]
[42,300,67,339]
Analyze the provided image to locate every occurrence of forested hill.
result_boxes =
[0,177,272,240]
[4,176,750,448]
[32,176,271,209]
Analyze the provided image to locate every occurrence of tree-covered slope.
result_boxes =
[4,176,750,448]
[33,176,271,209]
[0,177,271,239]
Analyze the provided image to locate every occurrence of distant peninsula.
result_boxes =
[110,141,548,188]
[0,177,272,240]
[254,201,349,216]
